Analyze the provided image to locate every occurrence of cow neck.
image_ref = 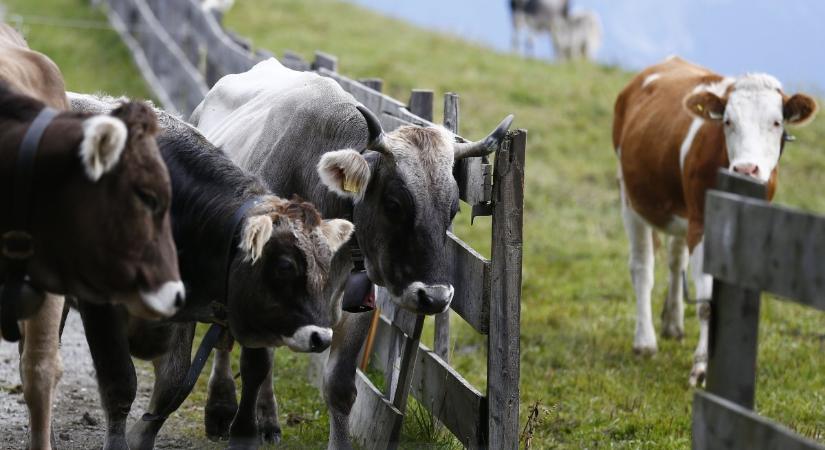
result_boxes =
[212,195,266,323]
[341,201,375,313]
[1,106,59,342]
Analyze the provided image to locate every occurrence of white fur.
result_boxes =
[679,117,703,171]
[317,149,371,199]
[240,214,273,263]
[642,73,661,88]
[79,115,128,181]
[283,325,333,352]
[397,281,454,313]
[320,219,354,253]
[723,75,785,182]
[137,280,185,318]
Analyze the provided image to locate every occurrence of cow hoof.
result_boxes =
[258,420,282,444]
[632,344,657,356]
[227,435,260,450]
[661,323,684,340]
[205,401,237,440]
[689,362,707,387]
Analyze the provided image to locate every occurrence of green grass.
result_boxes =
[6,0,825,448]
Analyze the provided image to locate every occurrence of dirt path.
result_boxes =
[0,310,214,450]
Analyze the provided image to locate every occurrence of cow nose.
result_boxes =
[310,330,332,352]
[174,292,185,308]
[415,285,454,315]
[733,163,759,177]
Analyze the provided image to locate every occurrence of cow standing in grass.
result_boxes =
[192,57,513,449]
[613,56,817,385]
[0,24,183,450]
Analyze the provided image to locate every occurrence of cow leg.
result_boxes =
[205,348,238,440]
[20,293,64,450]
[78,301,135,450]
[661,235,687,340]
[127,322,195,450]
[227,346,272,450]
[621,192,657,355]
[325,312,372,450]
[255,352,282,444]
[689,240,713,386]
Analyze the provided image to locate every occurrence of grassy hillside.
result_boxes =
[5,0,825,448]
[222,1,825,448]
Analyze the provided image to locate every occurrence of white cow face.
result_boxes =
[685,75,818,182]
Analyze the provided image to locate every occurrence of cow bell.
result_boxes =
[342,270,375,313]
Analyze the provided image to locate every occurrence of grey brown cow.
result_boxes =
[191,57,513,449]
[0,24,182,450]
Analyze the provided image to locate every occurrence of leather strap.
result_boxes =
[1,107,58,342]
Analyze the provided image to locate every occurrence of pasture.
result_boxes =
[3,0,825,448]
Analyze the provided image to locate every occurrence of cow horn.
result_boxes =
[357,104,390,154]
[453,114,514,160]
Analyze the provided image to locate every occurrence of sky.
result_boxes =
[346,0,825,94]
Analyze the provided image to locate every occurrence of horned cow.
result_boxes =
[613,56,818,386]
[191,57,513,449]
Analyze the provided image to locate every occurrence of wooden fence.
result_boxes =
[96,0,525,447]
[693,169,825,450]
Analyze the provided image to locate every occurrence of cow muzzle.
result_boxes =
[122,280,185,319]
[398,282,454,315]
[283,325,333,353]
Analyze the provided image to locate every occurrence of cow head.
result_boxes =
[226,196,353,351]
[318,105,513,314]
[11,97,184,319]
[684,75,818,182]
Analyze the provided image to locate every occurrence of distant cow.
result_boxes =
[191,58,513,448]
[510,0,567,56]
[0,24,182,450]
[613,57,818,385]
[70,93,353,450]
[549,10,601,61]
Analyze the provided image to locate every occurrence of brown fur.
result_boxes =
[613,57,779,250]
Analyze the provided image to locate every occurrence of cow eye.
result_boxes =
[273,256,297,278]
[724,119,731,127]
[135,188,161,215]
[773,120,781,128]
[385,198,404,216]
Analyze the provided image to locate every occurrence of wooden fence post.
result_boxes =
[360,78,383,92]
[704,170,767,409]
[313,50,338,72]
[487,129,525,449]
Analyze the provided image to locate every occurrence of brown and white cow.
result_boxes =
[613,56,818,385]
[0,23,182,450]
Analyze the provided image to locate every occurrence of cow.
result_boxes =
[0,24,182,450]
[510,0,569,56]
[190,57,514,449]
[70,93,354,450]
[613,56,818,386]
[548,10,601,61]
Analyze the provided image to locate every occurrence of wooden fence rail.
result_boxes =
[96,1,525,448]
[693,169,825,450]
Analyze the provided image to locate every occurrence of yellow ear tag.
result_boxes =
[696,104,704,112]
[343,175,360,193]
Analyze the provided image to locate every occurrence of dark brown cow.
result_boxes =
[0,23,182,450]
[613,56,817,386]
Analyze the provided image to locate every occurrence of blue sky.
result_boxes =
[346,0,825,93]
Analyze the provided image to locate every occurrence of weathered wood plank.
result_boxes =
[359,78,383,92]
[376,288,419,338]
[487,130,526,449]
[313,50,338,72]
[693,391,825,450]
[368,317,486,447]
[705,170,767,410]
[447,232,491,334]
[106,0,208,115]
[349,370,404,450]
[409,89,434,122]
[281,50,310,71]
[704,192,825,312]
[410,342,487,448]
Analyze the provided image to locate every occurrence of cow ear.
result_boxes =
[317,149,371,199]
[320,219,354,253]
[79,115,128,181]
[784,94,818,126]
[684,91,726,121]
[239,214,273,263]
